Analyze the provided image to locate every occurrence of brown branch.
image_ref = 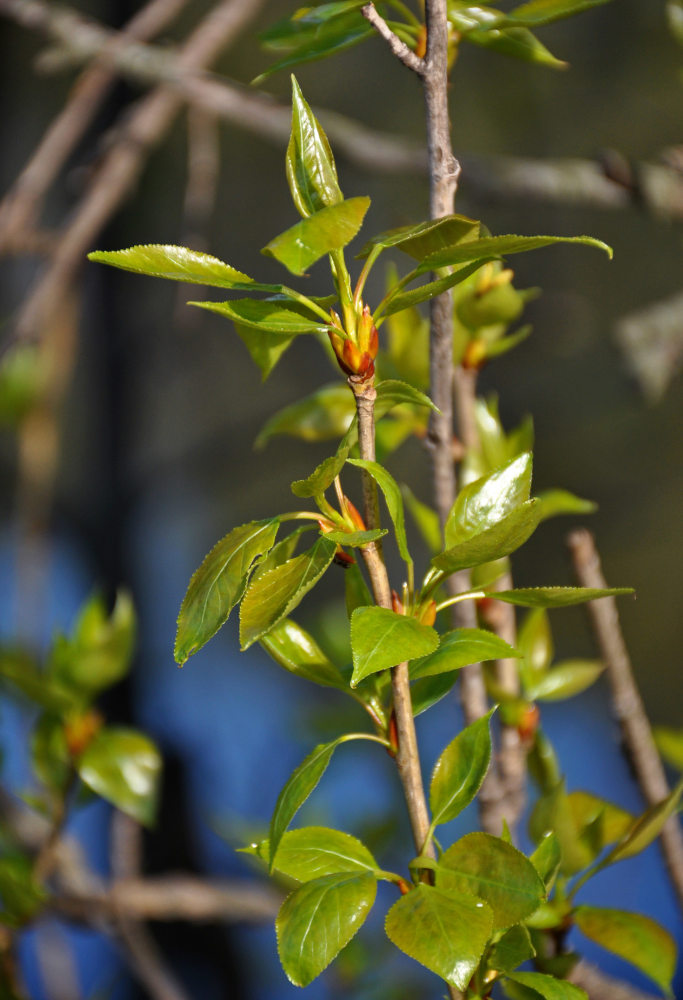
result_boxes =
[569,959,661,1000]
[360,3,425,76]
[568,528,683,914]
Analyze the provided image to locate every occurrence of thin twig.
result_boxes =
[361,3,425,76]
[568,528,683,914]
[569,959,661,1000]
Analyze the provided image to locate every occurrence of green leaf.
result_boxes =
[506,971,587,1000]
[654,726,683,772]
[0,343,46,427]
[439,833,546,929]
[357,215,480,260]
[174,518,279,665]
[445,453,533,549]
[433,500,542,574]
[509,0,611,27]
[256,383,355,448]
[277,872,376,986]
[0,647,73,711]
[291,441,352,498]
[402,485,442,555]
[574,906,676,995]
[256,826,378,882]
[234,325,295,380]
[536,488,597,521]
[411,671,460,716]
[375,378,438,414]
[87,245,253,287]
[430,711,494,826]
[525,660,603,701]
[491,586,634,608]
[239,536,338,649]
[0,852,46,926]
[32,713,71,792]
[379,260,491,318]
[345,561,373,618]
[530,832,561,887]
[350,606,439,687]
[286,73,343,216]
[385,884,493,990]
[256,13,372,83]
[462,24,567,69]
[76,727,161,826]
[606,780,683,864]
[50,591,135,696]
[489,924,536,973]
[348,459,412,567]
[262,197,370,276]
[324,528,388,546]
[518,607,553,673]
[412,629,519,680]
[418,234,612,273]
[259,618,347,690]
[189,297,329,333]
[567,791,633,847]
[529,780,593,875]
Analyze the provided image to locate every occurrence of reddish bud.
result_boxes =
[415,24,427,59]
[517,703,540,744]
[65,709,103,758]
[417,600,437,626]
[462,338,487,371]
[397,878,411,896]
[391,590,405,615]
[333,547,355,568]
[342,496,366,532]
[387,711,399,756]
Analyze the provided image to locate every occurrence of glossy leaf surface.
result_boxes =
[88,245,252,287]
[262,197,370,275]
[256,383,354,447]
[433,500,541,574]
[189,297,328,333]
[348,459,412,566]
[324,528,387,546]
[530,832,561,887]
[607,780,683,863]
[411,671,460,716]
[385,884,493,990]
[444,453,532,549]
[76,727,161,826]
[430,711,493,825]
[277,872,376,986]
[463,25,567,68]
[260,618,347,690]
[525,660,603,701]
[510,0,610,26]
[439,833,545,929]
[574,905,676,994]
[489,924,535,973]
[507,971,587,1000]
[350,606,439,686]
[374,378,438,414]
[175,519,279,664]
[518,607,553,673]
[260,826,377,882]
[257,13,372,82]
[358,215,479,260]
[411,628,520,680]
[492,586,634,607]
[418,234,612,273]
[286,75,343,216]
[240,536,337,649]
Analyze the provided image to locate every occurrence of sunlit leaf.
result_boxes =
[256,826,378,882]
[506,971,587,1000]
[525,660,603,701]
[324,528,388,546]
[379,260,491,318]
[433,500,541,574]
[256,12,372,82]
[235,325,295,380]
[430,711,494,825]
[418,234,612,273]
[489,924,536,973]
[606,780,683,863]
[566,791,633,847]
[348,459,412,567]
[445,453,533,549]
[175,518,279,665]
[350,606,439,686]
[260,618,347,690]
[411,629,520,680]
[510,0,611,27]
[375,379,438,414]
[262,197,370,276]
[286,74,343,216]
[536,488,597,521]
[385,884,493,990]
[491,586,634,608]
[654,726,683,772]
[463,25,568,68]
[574,905,676,995]
[529,780,593,875]
[530,832,561,888]
[357,215,480,260]
[189,297,328,333]
[411,671,460,716]
[76,727,161,826]
[256,383,355,448]
[88,245,253,287]
[50,591,135,696]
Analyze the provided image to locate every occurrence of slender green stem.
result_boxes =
[354,244,383,308]
[330,249,356,333]
[281,286,334,323]
[338,731,392,750]
[385,0,422,27]
[372,264,421,324]
[435,589,486,611]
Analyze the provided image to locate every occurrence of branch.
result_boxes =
[361,3,425,76]
[570,959,661,1000]
[568,528,683,914]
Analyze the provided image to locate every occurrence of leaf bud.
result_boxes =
[417,599,437,626]
[64,709,103,758]
[391,590,405,615]
[341,495,366,532]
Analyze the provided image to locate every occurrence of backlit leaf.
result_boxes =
[574,905,676,995]
[654,726,683,772]
[412,629,519,680]
[235,325,295,380]
[256,383,355,448]
[357,215,480,260]
[430,711,493,825]
[518,607,553,674]
[76,727,161,827]
[530,832,561,887]
[525,660,603,701]
[378,260,490,318]
[566,791,633,847]
[606,780,683,863]
[350,606,439,686]
[189,297,328,333]
[433,500,541,574]
[50,591,135,696]
[256,13,372,83]
[445,453,533,549]
[510,0,611,27]
[286,75,343,217]
[348,459,412,567]
[536,488,597,521]
[260,618,347,690]
[88,245,253,287]
[491,586,634,608]
[277,872,376,986]
[506,971,587,1000]
[375,379,438,414]
[175,519,279,664]
[463,25,568,68]
[439,833,545,929]
[324,528,388,546]
[261,197,370,276]
[258,826,377,882]
[418,234,612,273]
[385,884,493,990]
[489,924,536,973]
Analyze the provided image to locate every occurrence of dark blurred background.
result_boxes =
[0,1,681,997]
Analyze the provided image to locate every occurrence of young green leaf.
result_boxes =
[348,458,412,567]
[350,606,439,687]
[417,234,612,274]
[378,260,493,318]
[0,647,73,712]
[518,607,553,673]
[50,591,136,696]
[411,671,460,716]
[491,586,634,608]
[509,0,611,28]
[324,528,388,547]
[385,884,493,991]
[256,382,355,448]
[76,727,161,827]
[88,245,253,287]
[574,905,676,995]
[357,214,480,260]
[567,791,633,847]
[257,826,378,882]
[506,971,587,1000]
[262,197,370,276]
[291,440,352,498]
[462,25,568,69]
[286,74,343,216]
[536,488,597,521]
[411,628,521,681]
[654,726,683,772]
[529,780,593,875]
[438,833,546,929]
[432,500,542,574]
[530,832,562,888]
[605,779,683,864]
[488,924,536,974]
[175,518,279,665]
[374,379,438,414]
[430,711,494,826]
[525,660,603,701]
[239,536,338,649]
[235,325,295,380]
[276,872,376,986]
[188,297,329,333]
[445,453,533,549]
[259,618,347,690]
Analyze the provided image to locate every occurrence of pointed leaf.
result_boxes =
[258,826,378,882]
[574,906,676,995]
[506,971,587,1000]
[489,925,536,974]
[433,499,542,573]
[385,884,493,990]
[529,780,593,875]
[256,15,372,84]
[277,872,376,986]
[536,488,597,521]
[235,325,295,380]
[430,711,494,825]
[606,780,683,863]
[412,629,520,681]
[357,215,480,260]
[324,528,388,546]
[411,671,460,716]
[492,586,634,608]
[567,791,633,847]
[291,440,352,498]
[530,832,561,887]
[88,245,253,287]
[402,486,442,555]
[348,459,412,567]
[286,74,343,216]
[526,660,603,701]
[261,197,370,276]
[76,727,161,827]
[439,833,545,929]
[189,297,328,333]
[464,25,567,67]
[445,453,533,549]
[260,618,347,690]
[375,379,438,414]
[350,606,439,686]
[418,234,612,274]
[518,607,553,673]
[240,536,337,649]
[50,591,135,695]
[256,383,355,448]
[510,0,611,27]
[654,726,683,772]
[175,519,279,665]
